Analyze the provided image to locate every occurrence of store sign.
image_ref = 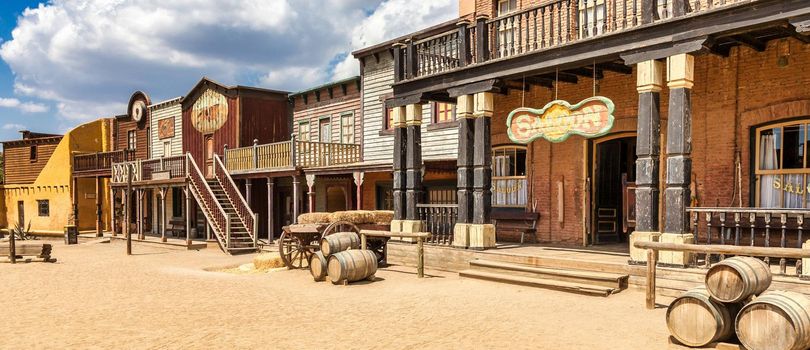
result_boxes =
[773,178,808,195]
[158,117,175,139]
[191,88,228,134]
[506,96,615,143]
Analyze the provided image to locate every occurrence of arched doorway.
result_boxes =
[326,186,348,212]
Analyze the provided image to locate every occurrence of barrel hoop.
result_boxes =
[667,292,724,337]
[742,297,805,339]
[729,259,754,299]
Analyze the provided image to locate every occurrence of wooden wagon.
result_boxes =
[278,220,390,269]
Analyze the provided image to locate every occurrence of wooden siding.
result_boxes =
[361,54,458,163]
[292,82,361,145]
[3,139,60,184]
[240,95,290,147]
[114,118,149,160]
[149,102,183,158]
[183,95,239,167]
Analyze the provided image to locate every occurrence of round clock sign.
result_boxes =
[131,100,147,122]
[191,88,228,134]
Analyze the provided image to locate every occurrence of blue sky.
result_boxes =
[0,0,457,143]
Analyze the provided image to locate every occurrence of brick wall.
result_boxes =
[490,37,810,246]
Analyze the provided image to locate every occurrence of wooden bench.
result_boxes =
[165,218,186,238]
[491,210,539,244]
[1,243,55,263]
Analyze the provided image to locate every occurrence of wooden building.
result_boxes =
[3,120,112,234]
[368,0,810,273]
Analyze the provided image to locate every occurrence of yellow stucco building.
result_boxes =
[1,118,112,235]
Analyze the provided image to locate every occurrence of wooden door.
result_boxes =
[204,135,214,177]
[319,119,331,143]
[595,140,621,243]
[17,201,24,226]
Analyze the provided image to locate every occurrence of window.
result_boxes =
[497,0,518,57]
[340,113,355,144]
[579,0,606,38]
[319,118,331,143]
[755,120,810,208]
[384,106,395,130]
[37,200,49,217]
[376,184,394,210]
[433,103,456,124]
[298,121,310,141]
[29,146,37,161]
[492,146,528,207]
[127,130,137,150]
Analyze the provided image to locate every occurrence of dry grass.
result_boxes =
[297,210,395,225]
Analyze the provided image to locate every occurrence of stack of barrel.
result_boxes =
[667,256,810,350]
[309,231,378,285]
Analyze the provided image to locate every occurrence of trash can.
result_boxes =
[64,225,78,245]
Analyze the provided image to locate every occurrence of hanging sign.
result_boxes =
[506,96,615,143]
[191,88,228,134]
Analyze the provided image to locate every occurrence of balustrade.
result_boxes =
[417,204,458,245]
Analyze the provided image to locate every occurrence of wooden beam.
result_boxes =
[634,241,810,259]
[598,62,633,75]
[707,43,733,57]
[779,24,810,44]
[446,79,503,98]
[385,93,428,108]
[731,33,766,52]
[525,76,554,89]
[565,67,604,80]
[621,37,709,65]
[538,72,578,84]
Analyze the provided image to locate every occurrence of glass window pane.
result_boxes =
[516,149,527,176]
[783,125,804,169]
[783,174,804,208]
[759,128,780,170]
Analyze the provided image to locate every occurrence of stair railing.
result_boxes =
[213,154,257,244]
[185,153,232,250]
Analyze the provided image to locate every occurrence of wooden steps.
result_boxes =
[459,259,629,297]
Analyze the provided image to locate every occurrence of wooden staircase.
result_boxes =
[459,259,629,297]
[185,154,257,255]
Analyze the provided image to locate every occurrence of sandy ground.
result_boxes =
[0,239,685,350]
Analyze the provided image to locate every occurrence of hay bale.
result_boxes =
[329,210,395,225]
[297,212,332,224]
[253,252,286,270]
[370,210,394,224]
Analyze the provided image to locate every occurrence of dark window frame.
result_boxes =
[29,145,37,161]
[37,199,49,217]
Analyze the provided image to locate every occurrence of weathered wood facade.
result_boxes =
[3,132,61,184]
[366,0,810,273]
[149,97,183,159]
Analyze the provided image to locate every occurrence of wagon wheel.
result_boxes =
[320,220,360,240]
[365,237,389,267]
[278,231,316,269]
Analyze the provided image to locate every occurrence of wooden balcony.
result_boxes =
[72,150,135,177]
[111,155,187,184]
[224,138,362,174]
[390,0,789,94]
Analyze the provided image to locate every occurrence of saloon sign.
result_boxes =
[191,88,229,134]
[506,96,615,143]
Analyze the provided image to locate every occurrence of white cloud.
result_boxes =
[0,97,48,113]
[2,123,26,130]
[0,0,457,123]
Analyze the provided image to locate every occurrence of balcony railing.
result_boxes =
[394,0,752,82]
[223,137,361,173]
[417,204,458,246]
[688,207,810,277]
[111,155,187,184]
[73,150,135,175]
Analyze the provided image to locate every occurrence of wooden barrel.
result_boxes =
[705,256,772,303]
[666,287,741,347]
[320,231,360,257]
[327,250,377,285]
[309,251,327,282]
[736,291,810,350]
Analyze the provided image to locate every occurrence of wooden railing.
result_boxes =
[111,155,186,184]
[223,138,361,173]
[417,204,458,245]
[186,154,232,249]
[214,154,257,245]
[73,150,135,174]
[688,207,810,275]
[394,0,751,81]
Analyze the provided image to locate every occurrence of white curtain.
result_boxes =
[759,134,780,208]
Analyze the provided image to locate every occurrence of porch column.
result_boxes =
[266,177,274,242]
[185,188,192,245]
[137,189,144,240]
[159,187,167,242]
[661,53,695,266]
[292,175,301,224]
[95,177,103,236]
[111,188,118,236]
[306,174,316,213]
[470,92,495,249]
[245,179,252,209]
[402,103,423,234]
[630,59,664,264]
[390,106,407,233]
[353,172,364,210]
[72,177,79,228]
[454,94,475,248]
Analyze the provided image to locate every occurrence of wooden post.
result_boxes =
[292,176,301,224]
[72,176,79,230]
[110,188,116,236]
[267,177,274,242]
[95,176,103,237]
[393,44,404,82]
[473,92,493,225]
[185,188,192,245]
[226,215,232,249]
[635,60,663,234]
[405,104,423,222]
[392,106,407,222]
[646,248,658,309]
[9,220,16,264]
[663,53,695,236]
[245,179,253,208]
[640,0,658,24]
[160,187,167,242]
[457,20,471,68]
[223,144,228,167]
[417,236,425,278]
[306,174,316,213]
[252,139,259,169]
[405,39,417,79]
[353,172,364,210]
[456,95,475,227]
[126,165,132,256]
[253,213,259,247]
[474,15,489,63]
[361,234,368,250]
[290,134,297,167]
